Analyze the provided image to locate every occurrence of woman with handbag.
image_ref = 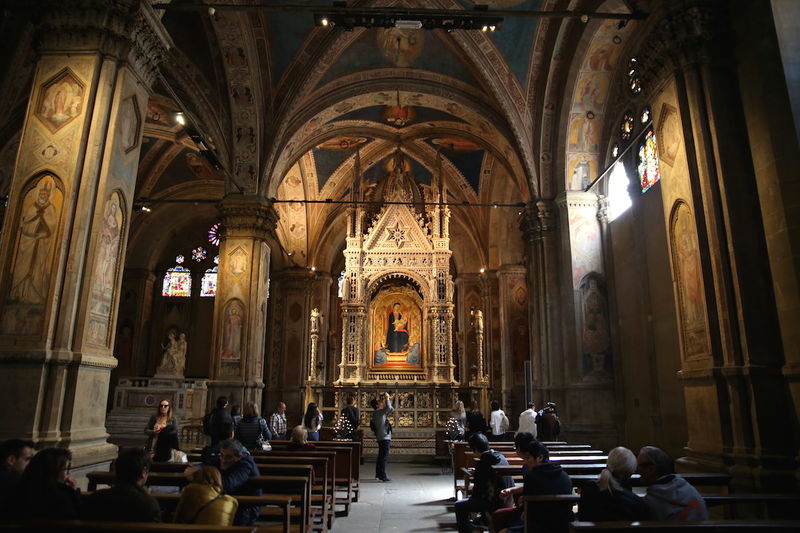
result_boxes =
[174,466,238,526]
[234,401,272,450]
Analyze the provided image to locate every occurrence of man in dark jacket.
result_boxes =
[204,396,234,445]
[81,448,161,522]
[502,440,573,533]
[203,438,262,525]
[0,439,34,513]
[454,433,513,533]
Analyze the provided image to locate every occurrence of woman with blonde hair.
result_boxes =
[145,398,180,462]
[287,425,316,451]
[578,446,647,521]
[174,466,238,525]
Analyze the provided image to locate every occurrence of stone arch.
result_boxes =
[367,271,428,302]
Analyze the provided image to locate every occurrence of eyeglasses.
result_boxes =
[160,404,170,408]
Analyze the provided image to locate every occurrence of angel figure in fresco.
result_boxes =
[385,302,410,353]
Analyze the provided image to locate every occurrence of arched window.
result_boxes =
[607,162,633,222]
[201,255,219,297]
[162,255,191,297]
[638,128,661,193]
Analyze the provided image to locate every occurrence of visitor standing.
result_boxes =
[269,402,288,440]
[370,392,394,482]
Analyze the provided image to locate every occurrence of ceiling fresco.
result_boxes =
[150,147,222,196]
[317,28,479,88]
[311,135,372,190]
[426,137,485,193]
[361,152,434,187]
[332,103,469,129]
[463,0,542,88]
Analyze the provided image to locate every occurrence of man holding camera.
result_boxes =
[370,392,394,482]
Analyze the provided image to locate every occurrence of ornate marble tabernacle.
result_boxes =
[336,148,457,385]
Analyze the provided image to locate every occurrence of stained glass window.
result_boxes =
[628,57,642,95]
[176,254,185,264]
[200,266,218,297]
[640,106,651,124]
[607,162,633,222]
[192,247,207,262]
[208,222,222,247]
[638,128,661,193]
[162,266,191,297]
[620,112,634,140]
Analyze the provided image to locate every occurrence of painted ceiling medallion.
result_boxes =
[387,221,407,247]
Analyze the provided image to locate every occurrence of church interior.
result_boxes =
[0,0,798,498]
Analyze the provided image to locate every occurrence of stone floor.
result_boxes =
[332,456,459,532]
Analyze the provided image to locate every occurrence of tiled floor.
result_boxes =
[333,457,459,532]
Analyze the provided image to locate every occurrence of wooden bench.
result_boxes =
[268,441,361,506]
[569,520,800,532]
[152,493,293,533]
[253,456,334,530]
[87,471,312,533]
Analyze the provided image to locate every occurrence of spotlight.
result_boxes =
[208,7,215,16]
[175,112,185,126]
[481,25,488,32]
[310,266,316,272]
[321,17,329,26]
[580,14,589,23]
[479,268,485,273]
[489,25,496,32]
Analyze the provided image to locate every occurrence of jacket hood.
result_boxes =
[536,462,565,479]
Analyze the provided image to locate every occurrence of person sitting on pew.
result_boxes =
[11,447,81,520]
[578,446,647,522]
[81,447,161,523]
[188,438,261,526]
[490,432,537,530]
[287,425,317,451]
[499,440,573,533]
[454,433,513,533]
[174,465,238,526]
[637,445,708,521]
[0,439,34,509]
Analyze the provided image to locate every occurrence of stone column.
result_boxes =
[522,200,561,407]
[0,0,169,476]
[209,195,277,407]
[497,265,528,415]
[641,2,799,488]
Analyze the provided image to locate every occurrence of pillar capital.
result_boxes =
[35,0,171,86]
[521,199,557,241]
[219,195,279,241]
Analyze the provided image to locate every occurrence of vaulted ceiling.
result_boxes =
[0,0,647,274]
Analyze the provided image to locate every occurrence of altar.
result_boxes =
[305,148,490,450]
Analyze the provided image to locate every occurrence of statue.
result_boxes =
[156,329,186,377]
[310,307,322,334]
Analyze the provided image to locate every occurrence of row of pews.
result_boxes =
[0,440,362,533]
[451,440,800,532]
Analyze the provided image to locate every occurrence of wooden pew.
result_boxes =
[268,441,361,506]
[569,520,800,532]
[252,456,334,530]
[0,521,268,532]
[152,493,293,533]
[87,471,312,533]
